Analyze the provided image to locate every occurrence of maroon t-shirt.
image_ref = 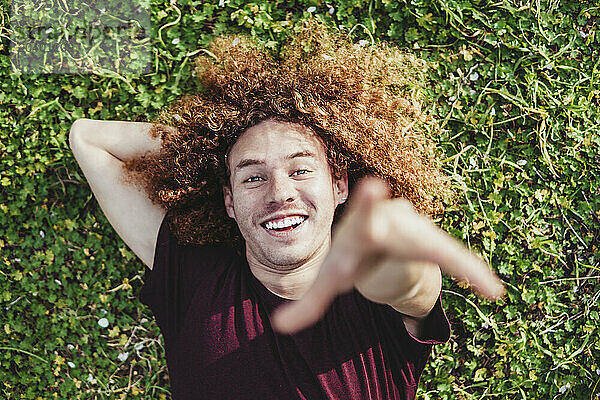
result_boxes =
[139,215,450,399]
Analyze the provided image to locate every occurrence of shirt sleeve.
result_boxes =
[138,214,207,342]
[367,294,451,386]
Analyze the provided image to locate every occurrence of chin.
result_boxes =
[262,247,313,270]
[266,255,308,270]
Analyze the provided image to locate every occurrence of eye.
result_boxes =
[244,176,264,183]
[291,169,310,176]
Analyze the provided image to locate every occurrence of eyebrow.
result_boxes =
[234,150,317,172]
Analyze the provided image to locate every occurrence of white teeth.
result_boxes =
[264,216,306,230]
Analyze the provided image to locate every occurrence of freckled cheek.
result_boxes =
[245,204,260,226]
[232,195,261,227]
[307,184,336,205]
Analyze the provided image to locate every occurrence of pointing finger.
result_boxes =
[441,242,504,299]
[422,227,505,299]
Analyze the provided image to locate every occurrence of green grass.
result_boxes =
[1,0,599,398]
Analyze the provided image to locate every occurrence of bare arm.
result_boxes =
[69,118,174,269]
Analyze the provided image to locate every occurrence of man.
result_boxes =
[70,21,503,399]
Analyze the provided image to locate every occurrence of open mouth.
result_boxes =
[261,215,307,232]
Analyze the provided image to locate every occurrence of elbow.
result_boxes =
[69,118,94,149]
[69,119,96,165]
[69,119,83,150]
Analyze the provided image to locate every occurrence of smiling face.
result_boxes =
[223,119,348,271]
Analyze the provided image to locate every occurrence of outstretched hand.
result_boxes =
[270,176,505,334]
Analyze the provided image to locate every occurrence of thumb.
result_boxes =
[348,176,390,217]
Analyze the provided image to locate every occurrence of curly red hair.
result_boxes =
[121,19,454,252]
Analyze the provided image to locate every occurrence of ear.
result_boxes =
[223,186,236,219]
[334,169,349,205]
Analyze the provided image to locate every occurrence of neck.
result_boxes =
[246,238,331,300]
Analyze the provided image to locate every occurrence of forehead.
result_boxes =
[228,119,328,162]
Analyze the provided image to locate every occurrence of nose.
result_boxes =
[266,173,296,205]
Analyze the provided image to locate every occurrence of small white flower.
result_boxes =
[118,352,129,362]
[573,285,579,293]
[307,6,316,13]
[559,385,567,394]
[87,373,94,382]
[67,344,74,350]
[141,318,148,324]
[218,0,225,7]
[482,322,490,329]
[98,318,109,328]
[99,8,106,14]
[101,309,108,315]
[232,37,240,47]
[134,342,144,351]
[490,107,496,116]
[68,361,75,368]
[544,63,553,70]
[469,89,476,95]
[448,96,456,102]
[54,279,62,286]
[171,38,180,45]
[328,7,335,15]
[45,28,53,34]
[173,113,182,122]
[579,30,588,38]
[516,159,527,166]
[50,212,55,217]
[469,72,479,81]
[469,156,478,168]
[596,368,600,375]
[358,39,369,47]
[39,230,45,238]
[14,258,21,262]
